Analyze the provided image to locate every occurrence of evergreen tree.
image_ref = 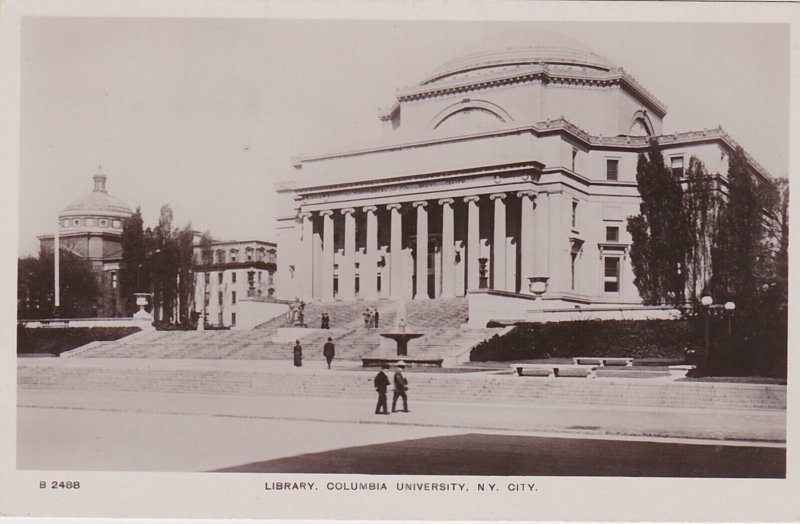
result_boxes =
[683,157,722,301]
[119,208,146,315]
[627,139,689,305]
[176,225,196,325]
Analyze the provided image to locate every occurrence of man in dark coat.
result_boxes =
[373,365,390,415]
[392,361,409,412]
[293,340,303,367]
[323,337,335,369]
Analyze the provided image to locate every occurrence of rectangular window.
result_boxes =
[606,159,619,181]
[218,291,223,305]
[570,252,577,290]
[671,156,685,178]
[231,313,236,326]
[571,201,578,229]
[218,272,223,285]
[230,250,238,262]
[571,148,578,172]
[606,226,619,243]
[232,272,237,284]
[231,291,236,304]
[604,257,620,293]
[111,271,117,289]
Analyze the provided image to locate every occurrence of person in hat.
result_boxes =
[323,337,335,369]
[392,361,409,413]
[292,340,303,367]
[373,365,390,415]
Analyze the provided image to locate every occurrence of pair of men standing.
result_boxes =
[374,362,409,414]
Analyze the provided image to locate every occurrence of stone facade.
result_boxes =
[192,240,278,327]
[274,38,771,319]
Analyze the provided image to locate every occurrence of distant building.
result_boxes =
[275,34,772,322]
[38,171,133,317]
[192,239,278,327]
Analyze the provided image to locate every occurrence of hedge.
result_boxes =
[470,319,701,362]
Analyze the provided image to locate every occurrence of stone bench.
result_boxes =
[572,357,634,367]
[668,365,696,379]
[511,364,598,378]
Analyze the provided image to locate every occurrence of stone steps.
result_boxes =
[18,361,787,412]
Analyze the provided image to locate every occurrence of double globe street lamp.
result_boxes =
[700,295,736,373]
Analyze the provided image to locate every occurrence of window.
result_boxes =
[232,272,237,284]
[257,271,262,282]
[99,219,108,227]
[230,249,238,262]
[671,156,685,178]
[111,271,118,289]
[571,148,578,172]
[604,257,620,293]
[218,291,223,305]
[246,248,254,261]
[606,226,619,243]
[231,291,236,304]
[231,313,236,326]
[218,272,223,285]
[571,201,578,229]
[606,159,619,181]
[73,219,81,227]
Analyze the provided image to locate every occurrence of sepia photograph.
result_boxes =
[1,0,797,521]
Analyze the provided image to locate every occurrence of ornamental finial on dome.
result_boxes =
[93,167,107,193]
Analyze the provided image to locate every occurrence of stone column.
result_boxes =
[534,191,550,279]
[548,192,563,293]
[299,211,314,300]
[413,201,429,299]
[362,206,378,300]
[464,195,480,291]
[490,193,507,291]
[320,210,334,300]
[339,208,356,300]
[388,203,403,299]
[439,198,455,298]
[517,190,536,294]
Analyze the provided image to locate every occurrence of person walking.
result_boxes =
[392,361,409,412]
[364,309,371,328]
[373,308,379,329]
[373,365,390,415]
[323,337,335,369]
[292,340,303,367]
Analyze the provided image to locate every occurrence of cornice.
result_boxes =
[395,64,667,118]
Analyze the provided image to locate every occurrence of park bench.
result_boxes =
[510,364,598,378]
[572,357,634,367]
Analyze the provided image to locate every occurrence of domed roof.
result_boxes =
[422,31,616,85]
[61,173,133,218]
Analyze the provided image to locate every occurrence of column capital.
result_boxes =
[463,195,480,204]
[516,190,537,200]
[412,200,428,209]
[387,203,402,211]
[339,207,356,215]
[319,209,334,217]
[298,211,313,219]
[438,198,455,206]
[489,192,507,201]
[363,205,378,213]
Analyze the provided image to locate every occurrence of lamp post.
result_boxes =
[724,301,736,336]
[701,295,713,371]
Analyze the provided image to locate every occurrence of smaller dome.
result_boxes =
[61,172,133,219]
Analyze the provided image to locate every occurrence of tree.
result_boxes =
[683,157,723,301]
[119,207,147,315]
[175,225,196,325]
[18,248,101,319]
[627,139,689,306]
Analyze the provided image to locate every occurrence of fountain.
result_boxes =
[379,300,424,356]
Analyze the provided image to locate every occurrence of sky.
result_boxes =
[17,17,790,256]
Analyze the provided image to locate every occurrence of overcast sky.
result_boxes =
[18,18,789,256]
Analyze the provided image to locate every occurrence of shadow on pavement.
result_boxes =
[212,433,785,477]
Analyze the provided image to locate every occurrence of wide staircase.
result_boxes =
[68,298,496,364]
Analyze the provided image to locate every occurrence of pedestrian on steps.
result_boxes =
[293,340,303,367]
[323,337,335,369]
[392,361,409,412]
[373,365,390,415]
[373,308,379,329]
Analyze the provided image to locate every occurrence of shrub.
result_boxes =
[17,326,141,355]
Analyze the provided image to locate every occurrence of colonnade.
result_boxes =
[296,190,557,301]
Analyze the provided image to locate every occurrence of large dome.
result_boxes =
[421,31,616,86]
[61,173,133,219]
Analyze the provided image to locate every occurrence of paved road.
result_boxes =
[17,389,785,476]
[216,432,785,477]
